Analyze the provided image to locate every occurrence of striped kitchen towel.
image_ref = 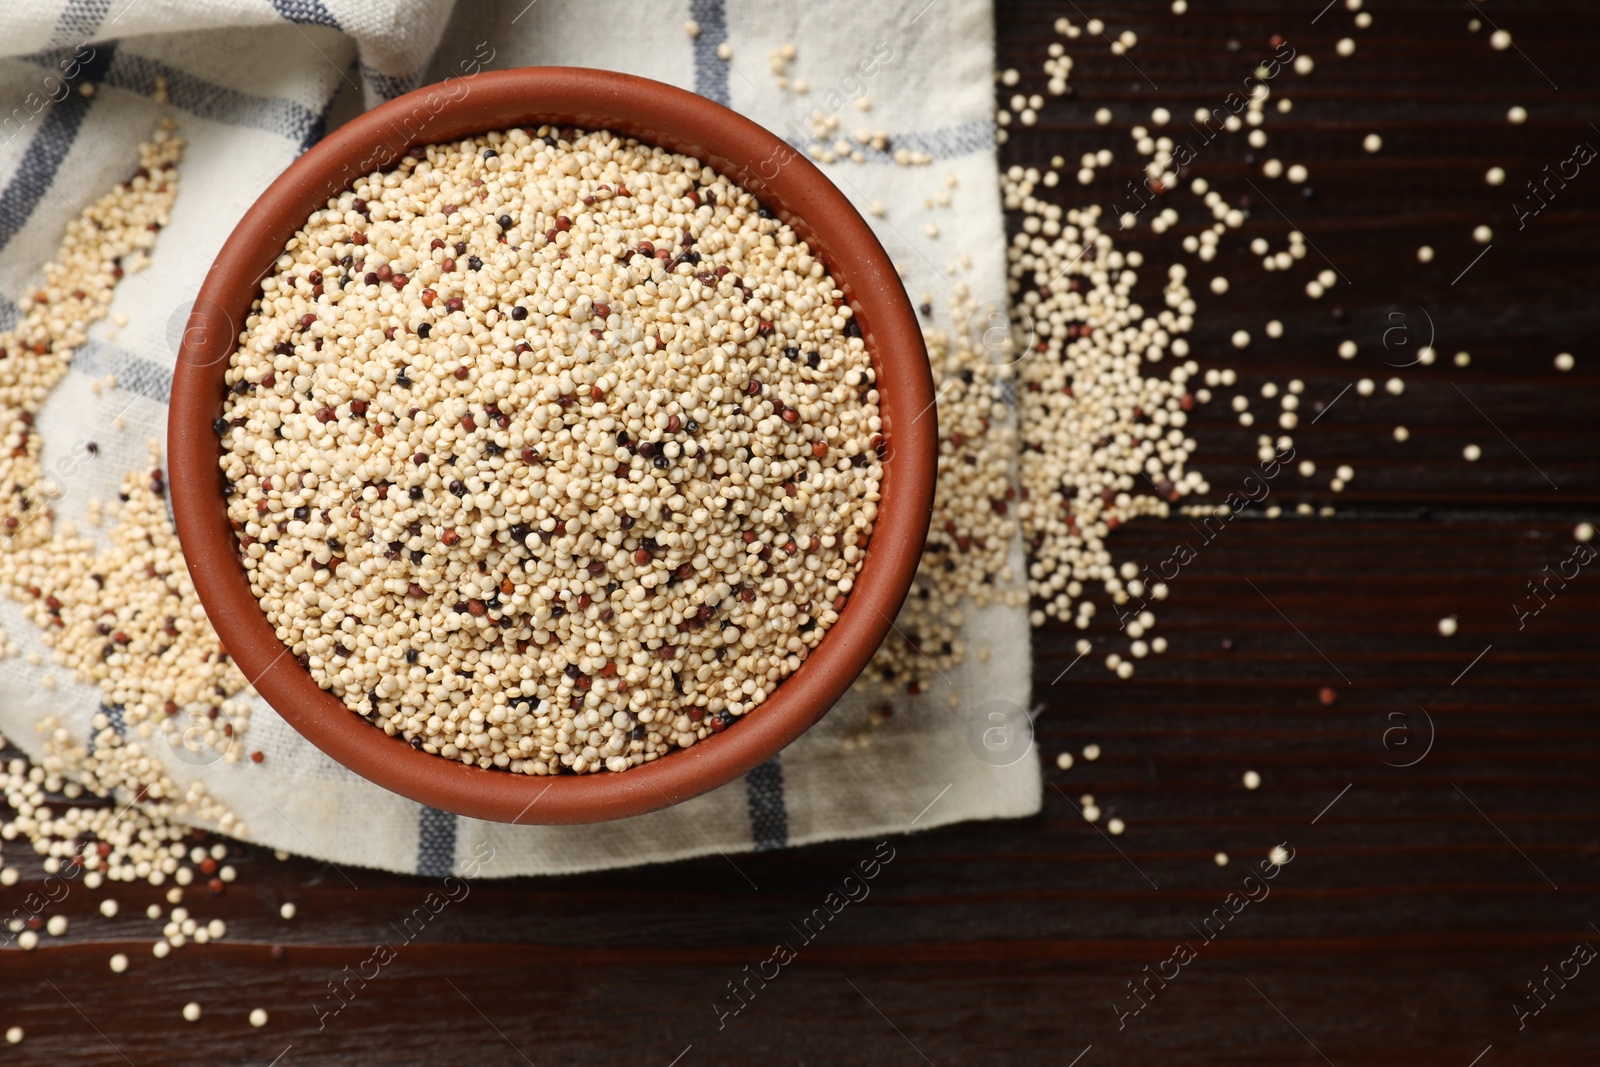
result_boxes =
[0,0,1037,876]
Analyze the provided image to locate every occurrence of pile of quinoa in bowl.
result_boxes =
[217,125,885,777]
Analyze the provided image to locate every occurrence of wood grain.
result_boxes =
[3,2,1598,1064]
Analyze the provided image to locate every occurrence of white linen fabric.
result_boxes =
[0,0,1036,876]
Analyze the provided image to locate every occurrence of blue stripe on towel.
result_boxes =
[745,756,788,850]
[51,0,112,47]
[10,46,325,150]
[785,118,996,164]
[0,43,115,254]
[688,0,730,106]
[269,0,342,29]
[416,805,457,877]
[71,340,175,403]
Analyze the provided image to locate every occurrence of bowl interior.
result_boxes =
[168,67,934,824]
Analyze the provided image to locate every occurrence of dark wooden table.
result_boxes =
[5,2,1599,1064]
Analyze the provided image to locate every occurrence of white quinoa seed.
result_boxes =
[1082,743,1101,761]
[182,1002,202,1023]
[1463,443,1481,462]
[5,1027,21,1045]
[1214,852,1229,867]
[1438,615,1458,637]
[221,127,883,774]
[1554,352,1574,371]
[250,1008,269,1028]
[1575,523,1594,543]
[1242,770,1261,790]
[110,953,129,973]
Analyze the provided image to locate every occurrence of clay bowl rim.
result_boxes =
[167,66,935,825]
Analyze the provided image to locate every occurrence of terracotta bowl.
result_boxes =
[168,67,934,824]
